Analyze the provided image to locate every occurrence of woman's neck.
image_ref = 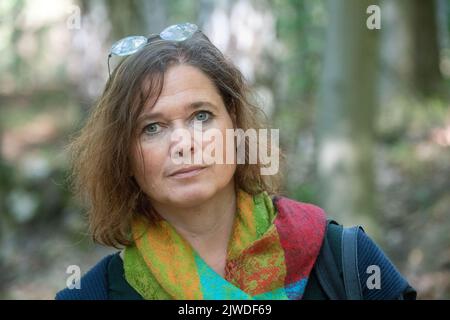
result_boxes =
[151,181,237,274]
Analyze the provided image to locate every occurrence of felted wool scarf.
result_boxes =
[124,189,326,300]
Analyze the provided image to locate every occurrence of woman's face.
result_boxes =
[131,64,237,209]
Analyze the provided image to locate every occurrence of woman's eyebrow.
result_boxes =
[138,101,219,122]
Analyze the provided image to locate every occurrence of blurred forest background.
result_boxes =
[0,0,449,299]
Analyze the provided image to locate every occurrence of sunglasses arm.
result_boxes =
[107,53,112,80]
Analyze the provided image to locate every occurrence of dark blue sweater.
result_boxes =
[55,229,415,300]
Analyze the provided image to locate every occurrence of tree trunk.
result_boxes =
[92,0,168,39]
[411,0,442,96]
[316,0,379,235]
[0,120,4,298]
[379,0,442,99]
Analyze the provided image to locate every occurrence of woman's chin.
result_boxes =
[166,186,214,207]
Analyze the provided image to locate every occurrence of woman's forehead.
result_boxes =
[140,65,224,116]
[159,64,219,97]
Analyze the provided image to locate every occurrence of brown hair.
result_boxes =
[69,30,285,247]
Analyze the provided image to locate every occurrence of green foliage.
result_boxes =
[166,0,199,24]
[274,0,326,99]
[291,182,320,205]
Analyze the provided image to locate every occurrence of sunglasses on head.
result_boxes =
[107,22,198,78]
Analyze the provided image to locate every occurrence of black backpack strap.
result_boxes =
[313,220,365,300]
[341,226,363,300]
[314,220,347,299]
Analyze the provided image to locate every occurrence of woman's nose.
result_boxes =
[169,124,202,164]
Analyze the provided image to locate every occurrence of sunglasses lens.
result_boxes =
[160,23,198,42]
[110,36,148,56]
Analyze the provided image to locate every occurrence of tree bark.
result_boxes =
[411,0,442,96]
[96,0,168,39]
[379,0,442,98]
[316,0,379,235]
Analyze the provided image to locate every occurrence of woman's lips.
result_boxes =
[169,167,206,179]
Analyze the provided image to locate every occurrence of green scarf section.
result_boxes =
[123,189,314,300]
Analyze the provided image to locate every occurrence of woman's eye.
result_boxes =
[194,111,212,122]
[143,123,161,135]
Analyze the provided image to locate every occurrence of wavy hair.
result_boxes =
[69,31,285,247]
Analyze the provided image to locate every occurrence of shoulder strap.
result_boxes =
[314,220,347,299]
[341,226,363,300]
[314,220,364,300]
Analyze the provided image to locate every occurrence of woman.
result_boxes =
[56,23,416,300]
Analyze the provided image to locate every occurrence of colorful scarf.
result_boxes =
[124,189,326,300]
